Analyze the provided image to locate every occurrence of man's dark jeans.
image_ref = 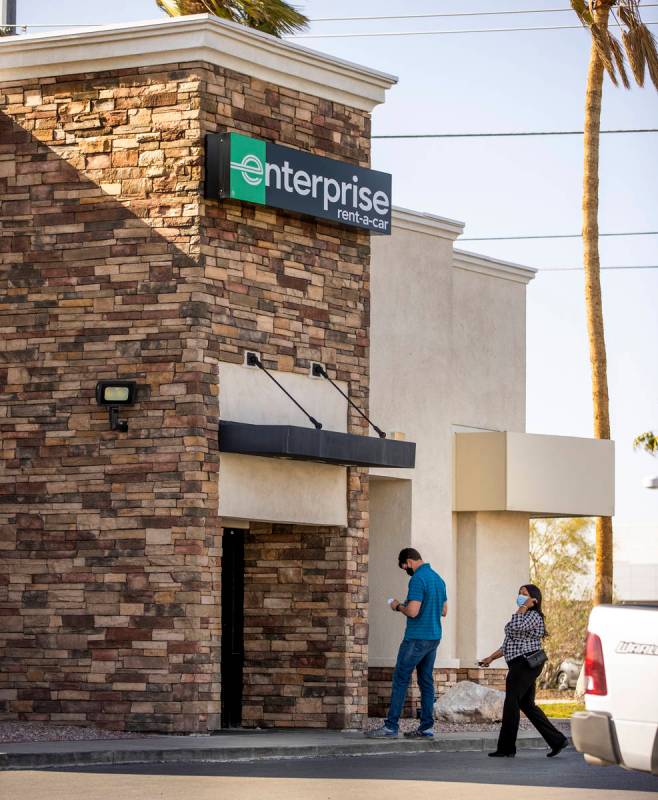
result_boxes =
[385,638,440,733]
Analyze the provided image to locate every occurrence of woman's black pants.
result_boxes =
[497,657,567,754]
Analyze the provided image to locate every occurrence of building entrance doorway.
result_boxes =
[221,528,245,728]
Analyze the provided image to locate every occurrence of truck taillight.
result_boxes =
[584,632,607,696]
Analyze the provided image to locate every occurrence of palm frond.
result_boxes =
[156,0,308,36]
[640,23,658,90]
[157,0,218,15]
[622,28,646,85]
[239,0,309,36]
[618,0,647,85]
[610,33,631,88]
[617,2,641,29]
[591,23,619,85]
[633,431,658,455]
[570,0,593,26]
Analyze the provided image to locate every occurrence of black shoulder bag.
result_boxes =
[524,649,548,669]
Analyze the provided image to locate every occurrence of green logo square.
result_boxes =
[229,133,266,205]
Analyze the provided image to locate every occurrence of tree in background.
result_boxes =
[530,518,595,686]
[156,0,308,37]
[570,0,658,605]
[633,431,658,455]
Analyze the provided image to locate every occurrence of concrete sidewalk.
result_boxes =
[0,728,562,771]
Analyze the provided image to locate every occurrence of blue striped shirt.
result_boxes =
[403,563,447,641]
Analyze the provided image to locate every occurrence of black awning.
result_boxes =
[219,421,416,469]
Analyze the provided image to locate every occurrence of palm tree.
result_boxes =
[570,0,658,604]
[156,0,308,37]
[633,431,658,455]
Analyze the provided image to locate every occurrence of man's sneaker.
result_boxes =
[365,725,398,738]
[403,728,434,738]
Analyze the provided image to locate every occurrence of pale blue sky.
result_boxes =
[15,0,658,564]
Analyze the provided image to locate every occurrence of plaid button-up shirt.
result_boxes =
[502,609,545,664]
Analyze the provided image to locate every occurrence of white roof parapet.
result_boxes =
[453,248,537,285]
[392,207,465,241]
[0,15,397,112]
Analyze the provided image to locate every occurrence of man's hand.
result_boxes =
[391,598,401,612]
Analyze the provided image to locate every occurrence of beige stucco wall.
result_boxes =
[218,361,349,525]
[219,453,348,526]
[219,361,348,431]
[369,211,534,668]
[370,214,461,666]
[368,478,413,666]
[453,431,508,512]
[507,432,615,516]
[451,259,528,432]
[453,430,615,517]
[456,511,531,664]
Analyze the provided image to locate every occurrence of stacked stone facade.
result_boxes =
[0,60,370,731]
[243,523,368,729]
[368,667,507,718]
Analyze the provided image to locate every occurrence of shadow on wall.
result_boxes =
[0,108,223,733]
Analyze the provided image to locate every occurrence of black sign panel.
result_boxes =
[206,132,392,234]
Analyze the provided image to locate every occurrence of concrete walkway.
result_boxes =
[0,728,559,771]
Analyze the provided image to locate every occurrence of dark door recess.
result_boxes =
[221,528,245,728]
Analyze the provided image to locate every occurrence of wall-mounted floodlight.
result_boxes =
[96,381,136,432]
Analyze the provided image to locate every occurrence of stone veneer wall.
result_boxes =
[0,60,371,731]
[243,523,368,729]
[199,62,371,730]
[368,667,508,718]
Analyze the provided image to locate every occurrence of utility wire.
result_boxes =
[311,5,658,23]
[540,265,658,271]
[373,128,658,139]
[7,16,658,37]
[12,5,656,28]
[8,4,658,28]
[0,23,110,29]
[461,231,658,241]
[293,21,658,39]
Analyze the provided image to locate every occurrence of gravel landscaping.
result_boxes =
[0,722,145,744]
[362,716,572,735]
[0,716,572,744]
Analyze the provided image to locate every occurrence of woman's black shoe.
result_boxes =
[547,739,569,758]
[488,751,515,758]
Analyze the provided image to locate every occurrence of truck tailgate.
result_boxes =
[586,604,658,772]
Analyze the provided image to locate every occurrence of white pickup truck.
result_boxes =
[572,603,658,776]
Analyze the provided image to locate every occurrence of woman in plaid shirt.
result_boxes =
[479,583,568,758]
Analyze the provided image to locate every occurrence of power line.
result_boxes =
[540,265,658,271]
[7,16,658,38]
[293,21,658,39]
[0,23,114,29]
[13,4,657,29]
[373,128,658,139]
[461,231,658,241]
[311,5,658,23]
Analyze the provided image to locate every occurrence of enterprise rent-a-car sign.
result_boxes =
[206,132,392,234]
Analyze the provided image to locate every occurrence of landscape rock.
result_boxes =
[435,681,505,723]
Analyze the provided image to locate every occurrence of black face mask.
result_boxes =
[405,567,414,577]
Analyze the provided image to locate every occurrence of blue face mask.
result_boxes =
[516,594,528,607]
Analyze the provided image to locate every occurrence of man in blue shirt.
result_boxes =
[366,547,448,738]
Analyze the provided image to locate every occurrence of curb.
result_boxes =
[0,734,555,771]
